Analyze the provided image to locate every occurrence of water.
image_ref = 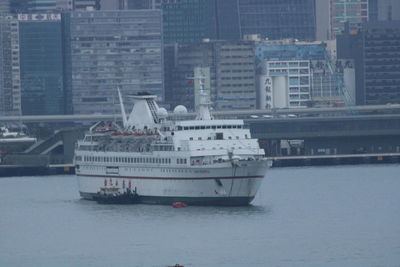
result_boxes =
[1,164,399,267]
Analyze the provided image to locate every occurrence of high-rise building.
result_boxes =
[376,0,400,21]
[63,10,163,114]
[238,0,317,41]
[1,13,65,116]
[0,15,19,116]
[162,0,241,44]
[18,13,65,115]
[362,21,400,105]
[329,0,369,39]
[337,21,400,105]
[73,0,100,11]
[0,1,10,14]
[127,0,161,9]
[9,0,72,13]
[164,40,257,111]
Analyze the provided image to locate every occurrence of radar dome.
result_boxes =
[157,107,168,118]
[173,105,188,114]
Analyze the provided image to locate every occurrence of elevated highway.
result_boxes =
[1,104,400,123]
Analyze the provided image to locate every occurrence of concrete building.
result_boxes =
[238,0,316,41]
[9,0,72,13]
[164,40,257,111]
[376,0,400,21]
[73,0,100,11]
[0,13,65,116]
[337,20,400,105]
[162,0,241,44]
[329,0,369,39]
[63,10,163,114]
[0,15,19,116]
[18,13,65,115]
[256,39,344,109]
[0,1,10,14]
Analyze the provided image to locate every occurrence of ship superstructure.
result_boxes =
[75,78,268,205]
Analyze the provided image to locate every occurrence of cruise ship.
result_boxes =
[75,78,268,205]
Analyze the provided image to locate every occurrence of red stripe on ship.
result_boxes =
[76,174,264,180]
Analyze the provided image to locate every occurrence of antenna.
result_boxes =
[193,69,212,120]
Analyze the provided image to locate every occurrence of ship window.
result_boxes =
[212,126,216,129]
[184,159,187,164]
[190,137,193,140]
[216,133,223,140]
[222,125,227,129]
[200,126,205,129]
[184,127,188,130]
[207,137,211,140]
[217,125,222,129]
[206,126,211,129]
[236,136,239,139]
[227,125,232,129]
[245,134,248,139]
[228,136,232,139]
[177,126,182,131]
[195,126,200,130]
[189,126,194,130]
[198,137,202,140]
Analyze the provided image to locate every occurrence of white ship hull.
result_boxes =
[76,161,267,206]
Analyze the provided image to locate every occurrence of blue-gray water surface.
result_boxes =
[0,164,399,267]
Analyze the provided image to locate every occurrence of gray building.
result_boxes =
[0,1,10,14]
[0,15,17,116]
[19,13,65,115]
[238,0,316,41]
[337,21,400,105]
[164,40,256,111]
[63,10,163,114]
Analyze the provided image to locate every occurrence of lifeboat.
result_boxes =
[172,202,187,208]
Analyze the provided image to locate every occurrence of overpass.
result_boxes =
[1,113,400,173]
[1,104,400,123]
[249,114,400,158]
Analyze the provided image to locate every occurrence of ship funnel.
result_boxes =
[126,94,161,130]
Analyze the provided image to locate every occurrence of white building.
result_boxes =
[259,60,311,109]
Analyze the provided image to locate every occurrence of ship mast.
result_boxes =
[194,70,212,120]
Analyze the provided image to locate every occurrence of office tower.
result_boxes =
[330,0,369,39]
[164,40,256,111]
[377,0,400,21]
[63,10,163,114]
[9,0,72,13]
[0,1,10,14]
[363,21,400,105]
[73,0,101,11]
[238,0,317,41]
[337,21,400,105]
[162,0,241,44]
[0,15,20,116]
[18,13,65,115]
[126,0,160,9]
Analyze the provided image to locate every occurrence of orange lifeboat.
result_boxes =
[172,202,187,208]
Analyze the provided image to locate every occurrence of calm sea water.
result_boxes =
[0,164,399,267]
